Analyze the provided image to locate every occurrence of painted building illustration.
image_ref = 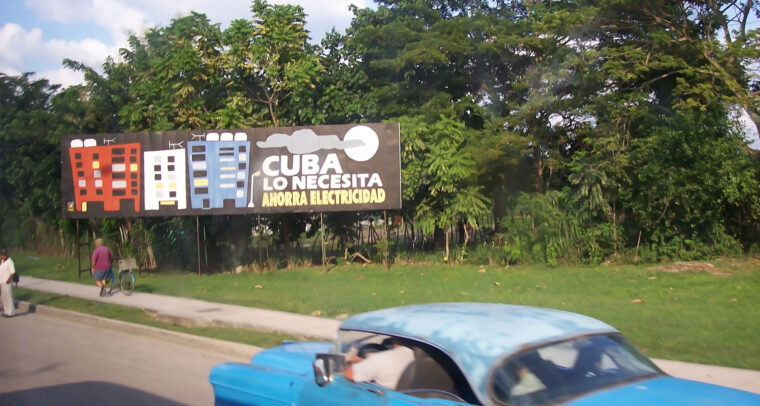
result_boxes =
[187,132,250,210]
[144,148,188,211]
[68,138,141,213]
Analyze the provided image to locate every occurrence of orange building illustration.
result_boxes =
[69,138,141,213]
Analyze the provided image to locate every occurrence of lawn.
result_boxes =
[12,254,760,369]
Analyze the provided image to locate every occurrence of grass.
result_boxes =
[12,287,302,349]
[12,253,760,369]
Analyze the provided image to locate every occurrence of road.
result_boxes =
[0,311,253,405]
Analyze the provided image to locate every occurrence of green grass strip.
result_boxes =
[13,287,303,349]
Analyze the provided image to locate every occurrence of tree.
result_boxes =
[313,28,378,124]
[627,110,760,258]
[399,114,490,261]
[592,0,760,159]
[223,0,322,127]
[118,12,226,130]
[0,74,62,250]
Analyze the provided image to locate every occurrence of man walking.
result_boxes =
[91,238,113,297]
[0,249,16,317]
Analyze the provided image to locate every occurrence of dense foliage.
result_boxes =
[1,0,759,269]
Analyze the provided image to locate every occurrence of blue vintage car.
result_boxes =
[209,303,759,405]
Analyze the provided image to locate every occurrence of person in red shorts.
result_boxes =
[91,238,113,297]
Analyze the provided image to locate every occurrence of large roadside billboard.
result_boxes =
[61,123,401,218]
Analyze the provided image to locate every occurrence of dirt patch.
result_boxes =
[650,261,731,276]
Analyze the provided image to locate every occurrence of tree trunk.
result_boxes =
[267,99,279,127]
[444,228,450,262]
[492,175,508,232]
[534,147,544,193]
[433,226,445,250]
[612,202,618,255]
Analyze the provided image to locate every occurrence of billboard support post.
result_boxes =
[137,219,142,277]
[321,212,326,268]
[76,219,81,279]
[76,219,92,280]
[196,216,201,276]
[384,210,390,270]
[257,214,263,270]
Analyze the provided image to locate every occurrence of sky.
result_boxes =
[1,0,758,148]
[0,0,368,87]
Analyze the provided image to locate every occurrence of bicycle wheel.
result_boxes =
[120,271,135,296]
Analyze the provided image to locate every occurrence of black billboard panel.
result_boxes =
[61,123,401,218]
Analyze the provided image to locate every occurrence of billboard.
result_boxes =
[61,123,400,218]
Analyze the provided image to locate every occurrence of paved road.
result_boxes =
[0,311,253,406]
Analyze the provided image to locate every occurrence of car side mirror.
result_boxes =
[313,353,346,387]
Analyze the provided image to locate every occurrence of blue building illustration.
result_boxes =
[188,132,250,209]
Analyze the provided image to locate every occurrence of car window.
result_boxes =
[490,334,661,406]
[336,330,480,404]
[334,330,393,359]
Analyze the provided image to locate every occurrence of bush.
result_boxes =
[498,192,582,266]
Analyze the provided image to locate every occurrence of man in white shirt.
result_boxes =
[344,337,415,390]
[0,249,16,317]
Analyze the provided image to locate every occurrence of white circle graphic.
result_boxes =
[344,126,379,162]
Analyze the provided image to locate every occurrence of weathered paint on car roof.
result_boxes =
[340,302,618,404]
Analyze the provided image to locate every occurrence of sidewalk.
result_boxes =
[15,276,760,394]
[19,276,340,340]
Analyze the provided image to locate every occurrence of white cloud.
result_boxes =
[24,0,149,44]
[8,0,367,86]
[0,23,115,83]
[38,67,85,88]
[46,37,115,68]
[0,23,43,65]
[23,0,364,44]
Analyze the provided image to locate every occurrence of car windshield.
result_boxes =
[490,333,662,406]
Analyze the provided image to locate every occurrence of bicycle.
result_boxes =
[106,258,136,296]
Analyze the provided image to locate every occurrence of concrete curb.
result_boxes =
[13,300,262,361]
[140,307,323,341]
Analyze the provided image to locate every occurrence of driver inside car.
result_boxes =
[344,337,415,390]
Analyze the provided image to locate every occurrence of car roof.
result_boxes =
[340,302,618,404]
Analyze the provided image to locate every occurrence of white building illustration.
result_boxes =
[144,149,188,211]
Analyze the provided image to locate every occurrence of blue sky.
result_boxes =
[0,0,366,87]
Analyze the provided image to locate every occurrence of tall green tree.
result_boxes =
[591,0,760,158]
[223,0,322,127]
[118,12,226,130]
[0,74,62,250]
[399,114,490,260]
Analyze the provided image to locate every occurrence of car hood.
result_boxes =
[566,376,760,406]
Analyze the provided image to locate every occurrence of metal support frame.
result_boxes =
[321,212,326,268]
[384,210,390,269]
[196,216,201,276]
[258,215,263,269]
[76,220,92,279]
